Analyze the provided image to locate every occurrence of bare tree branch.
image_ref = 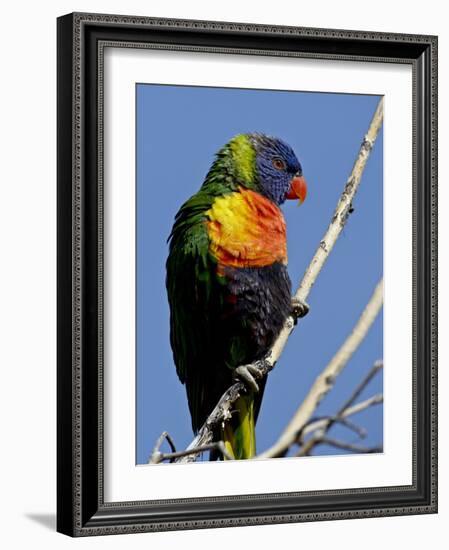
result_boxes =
[161,97,384,464]
[338,393,384,417]
[151,431,177,457]
[291,361,383,457]
[257,288,383,459]
[310,360,384,442]
[331,417,367,438]
[151,441,232,464]
[301,393,383,438]
[149,431,232,463]
[334,360,383,417]
[321,437,382,454]
[296,436,383,456]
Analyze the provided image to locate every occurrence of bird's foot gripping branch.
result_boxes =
[291,297,310,323]
[233,363,267,393]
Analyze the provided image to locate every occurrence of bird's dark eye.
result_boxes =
[272,157,286,171]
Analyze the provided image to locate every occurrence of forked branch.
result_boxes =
[295,361,384,457]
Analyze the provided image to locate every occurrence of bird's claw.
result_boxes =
[291,297,309,323]
[233,364,263,393]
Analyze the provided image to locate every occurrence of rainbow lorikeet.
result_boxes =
[166,133,307,460]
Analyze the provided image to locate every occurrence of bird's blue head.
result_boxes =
[247,133,307,206]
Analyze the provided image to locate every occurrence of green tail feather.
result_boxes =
[222,395,256,460]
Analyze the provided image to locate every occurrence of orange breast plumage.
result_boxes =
[206,188,287,269]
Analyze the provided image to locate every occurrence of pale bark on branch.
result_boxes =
[150,97,384,465]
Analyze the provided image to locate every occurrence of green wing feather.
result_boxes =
[166,193,213,431]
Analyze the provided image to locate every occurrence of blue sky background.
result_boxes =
[136,84,383,464]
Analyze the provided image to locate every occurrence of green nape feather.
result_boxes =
[228,134,256,186]
[201,134,257,195]
[223,394,256,460]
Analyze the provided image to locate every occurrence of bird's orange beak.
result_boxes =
[286,175,307,204]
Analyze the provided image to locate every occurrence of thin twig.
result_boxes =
[299,436,383,455]
[149,430,177,464]
[334,417,367,438]
[336,360,383,417]
[338,393,384,417]
[301,393,383,438]
[305,415,367,439]
[175,98,384,463]
[293,363,383,457]
[319,360,383,438]
[150,440,232,464]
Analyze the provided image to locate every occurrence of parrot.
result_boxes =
[166,133,307,460]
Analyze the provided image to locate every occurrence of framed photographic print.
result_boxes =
[57,12,438,536]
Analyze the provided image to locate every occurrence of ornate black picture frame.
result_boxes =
[57,12,437,536]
